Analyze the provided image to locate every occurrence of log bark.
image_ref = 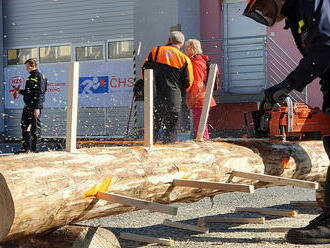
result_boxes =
[0,225,120,248]
[0,140,328,242]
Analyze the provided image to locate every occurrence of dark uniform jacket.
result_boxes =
[282,0,330,92]
[142,45,194,112]
[19,69,47,109]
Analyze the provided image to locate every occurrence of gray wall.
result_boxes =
[3,0,134,48]
[134,0,179,78]
[134,0,200,78]
[179,0,200,41]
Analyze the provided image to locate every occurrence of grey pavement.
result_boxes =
[83,186,328,248]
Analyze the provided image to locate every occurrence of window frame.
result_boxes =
[6,47,39,66]
[39,44,72,64]
[107,38,134,60]
[74,42,105,62]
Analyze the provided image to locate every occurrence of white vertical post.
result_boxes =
[66,62,80,152]
[144,69,153,147]
[196,64,218,142]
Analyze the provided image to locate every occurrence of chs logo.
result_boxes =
[79,76,108,94]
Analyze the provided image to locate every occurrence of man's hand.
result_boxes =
[263,79,293,108]
[34,109,40,118]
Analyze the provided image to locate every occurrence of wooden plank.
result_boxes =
[290,201,319,207]
[120,232,174,246]
[236,207,298,217]
[66,62,80,152]
[196,64,217,141]
[96,192,177,216]
[231,171,319,190]
[172,179,254,193]
[162,219,209,233]
[201,216,265,224]
[144,69,153,147]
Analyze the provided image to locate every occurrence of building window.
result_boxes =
[76,45,104,61]
[40,45,71,63]
[7,48,38,65]
[108,40,133,59]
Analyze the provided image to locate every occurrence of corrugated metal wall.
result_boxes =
[3,0,134,47]
[3,0,134,138]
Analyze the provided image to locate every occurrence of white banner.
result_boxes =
[5,60,134,109]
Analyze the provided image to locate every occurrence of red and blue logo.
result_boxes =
[79,76,108,94]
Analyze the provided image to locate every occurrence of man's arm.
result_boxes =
[33,74,46,110]
[285,47,330,92]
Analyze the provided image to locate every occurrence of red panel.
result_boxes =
[209,103,258,130]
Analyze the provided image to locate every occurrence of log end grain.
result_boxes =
[0,173,14,242]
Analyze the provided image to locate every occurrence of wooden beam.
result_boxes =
[201,216,265,224]
[196,64,217,141]
[172,179,254,193]
[236,207,298,217]
[162,219,209,233]
[144,69,153,147]
[120,232,174,246]
[96,192,177,216]
[290,201,319,207]
[66,62,80,152]
[231,171,319,190]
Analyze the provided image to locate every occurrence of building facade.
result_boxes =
[0,0,323,139]
[0,0,200,139]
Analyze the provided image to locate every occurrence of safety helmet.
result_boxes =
[243,0,280,26]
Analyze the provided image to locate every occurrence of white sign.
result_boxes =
[5,60,134,109]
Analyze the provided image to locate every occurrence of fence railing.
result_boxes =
[201,35,308,103]
[266,36,307,103]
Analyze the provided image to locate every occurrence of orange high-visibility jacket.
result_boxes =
[142,45,194,112]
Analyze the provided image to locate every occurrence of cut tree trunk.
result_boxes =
[0,139,328,242]
[0,225,120,248]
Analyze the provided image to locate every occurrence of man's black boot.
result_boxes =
[263,79,293,107]
[286,209,330,244]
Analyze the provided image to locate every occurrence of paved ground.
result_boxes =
[83,186,328,248]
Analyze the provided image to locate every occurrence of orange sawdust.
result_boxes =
[84,177,113,198]
[282,157,290,169]
[180,166,190,180]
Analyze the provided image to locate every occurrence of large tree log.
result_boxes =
[0,140,328,242]
[0,225,120,248]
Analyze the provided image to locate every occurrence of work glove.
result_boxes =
[263,79,293,108]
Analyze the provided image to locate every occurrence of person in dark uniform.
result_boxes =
[16,58,47,153]
[142,31,194,144]
[243,0,330,244]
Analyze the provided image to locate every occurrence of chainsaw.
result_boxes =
[244,97,330,140]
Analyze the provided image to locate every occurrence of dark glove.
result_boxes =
[263,79,293,107]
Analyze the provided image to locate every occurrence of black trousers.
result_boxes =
[21,107,41,152]
[154,98,180,144]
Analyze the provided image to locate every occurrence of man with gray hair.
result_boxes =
[142,31,194,143]
[168,31,185,45]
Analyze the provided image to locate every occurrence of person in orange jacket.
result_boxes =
[185,39,218,140]
[142,32,194,143]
